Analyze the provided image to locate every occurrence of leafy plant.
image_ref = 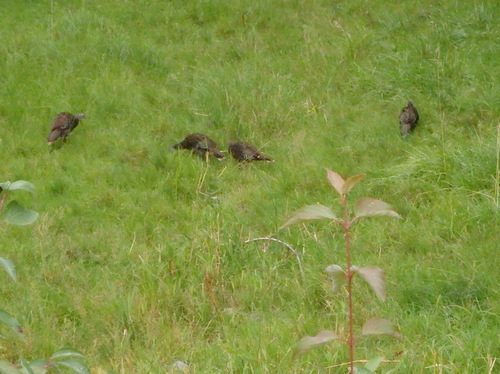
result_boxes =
[0,180,38,282]
[0,181,90,374]
[0,349,89,374]
[282,170,402,373]
[0,181,38,227]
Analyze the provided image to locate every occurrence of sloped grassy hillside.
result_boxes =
[1,0,498,372]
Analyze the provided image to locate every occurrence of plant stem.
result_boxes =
[0,192,8,227]
[341,194,355,373]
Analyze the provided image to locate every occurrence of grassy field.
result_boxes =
[1,0,499,372]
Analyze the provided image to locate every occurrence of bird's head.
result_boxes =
[75,113,86,120]
[407,100,414,106]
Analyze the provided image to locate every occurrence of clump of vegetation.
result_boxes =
[0,181,90,374]
[282,170,402,373]
[0,181,38,228]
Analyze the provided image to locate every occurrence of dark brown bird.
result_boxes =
[171,133,225,160]
[228,142,274,162]
[47,112,86,145]
[399,100,419,137]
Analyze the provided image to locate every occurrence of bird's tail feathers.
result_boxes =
[255,153,274,162]
[47,130,61,144]
[212,149,226,160]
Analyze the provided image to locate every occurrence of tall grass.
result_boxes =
[1,0,499,372]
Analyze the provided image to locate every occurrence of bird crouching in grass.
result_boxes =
[228,141,274,163]
[171,133,225,161]
[47,112,86,145]
[399,100,419,138]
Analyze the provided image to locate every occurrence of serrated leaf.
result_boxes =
[51,349,86,361]
[325,265,346,294]
[354,198,402,219]
[0,360,19,374]
[3,201,38,226]
[281,204,336,229]
[343,174,365,195]
[0,310,25,341]
[355,266,386,301]
[0,257,17,282]
[53,360,90,374]
[326,169,345,196]
[8,181,36,194]
[362,318,401,339]
[293,330,340,359]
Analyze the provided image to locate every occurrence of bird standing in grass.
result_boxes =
[228,141,274,163]
[171,133,225,161]
[47,112,86,145]
[399,100,419,137]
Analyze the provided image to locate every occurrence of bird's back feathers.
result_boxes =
[228,142,274,162]
[399,100,419,137]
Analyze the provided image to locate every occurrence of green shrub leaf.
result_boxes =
[293,330,340,359]
[23,359,49,374]
[3,201,38,226]
[7,181,36,194]
[326,169,345,195]
[53,360,90,374]
[281,204,336,228]
[325,264,346,294]
[361,318,401,339]
[364,356,384,372]
[353,266,386,301]
[0,310,25,341]
[20,358,34,374]
[0,257,16,282]
[354,198,401,219]
[50,349,86,361]
[0,360,19,374]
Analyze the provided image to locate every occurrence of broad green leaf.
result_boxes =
[3,201,38,226]
[54,360,90,374]
[0,360,19,374]
[326,169,344,196]
[0,257,16,282]
[8,181,36,194]
[0,182,11,191]
[51,349,86,361]
[343,174,365,195]
[325,265,346,294]
[281,204,336,229]
[353,266,386,301]
[354,198,402,219]
[0,310,25,341]
[364,356,384,372]
[19,359,34,374]
[23,360,48,374]
[362,318,401,339]
[293,330,340,359]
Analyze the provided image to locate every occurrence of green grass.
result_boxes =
[1,0,499,372]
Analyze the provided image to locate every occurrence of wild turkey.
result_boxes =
[399,100,419,137]
[47,112,86,145]
[171,133,225,160]
[228,142,274,162]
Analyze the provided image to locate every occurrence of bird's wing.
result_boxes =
[51,112,73,130]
